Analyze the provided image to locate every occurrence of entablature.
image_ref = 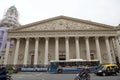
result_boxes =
[8,30,117,38]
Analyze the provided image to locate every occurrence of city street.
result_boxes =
[12,72,120,80]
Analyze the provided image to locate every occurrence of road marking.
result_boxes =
[39,79,45,80]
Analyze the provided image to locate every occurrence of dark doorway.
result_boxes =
[59,55,66,60]
[90,54,94,60]
[31,55,34,65]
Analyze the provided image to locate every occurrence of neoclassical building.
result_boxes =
[0,6,120,66]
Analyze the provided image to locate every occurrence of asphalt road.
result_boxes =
[12,72,120,80]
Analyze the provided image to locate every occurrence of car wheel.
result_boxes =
[114,72,118,76]
[102,73,106,76]
[57,69,62,73]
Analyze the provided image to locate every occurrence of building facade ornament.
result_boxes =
[13,19,114,31]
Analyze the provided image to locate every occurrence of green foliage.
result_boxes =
[7,66,14,74]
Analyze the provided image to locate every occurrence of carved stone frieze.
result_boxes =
[17,19,110,31]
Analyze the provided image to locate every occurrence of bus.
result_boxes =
[49,59,100,73]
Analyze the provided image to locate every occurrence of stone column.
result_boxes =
[114,37,120,63]
[65,37,69,60]
[85,37,91,60]
[55,37,59,61]
[110,38,116,63]
[4,38,11,65]
[23,38,29,66]
[13,38,20,65]
[34,38,39,66]
[44,37,49,65]
[105,37,112,63]
[75,37,80,59]
[95,37,102,63]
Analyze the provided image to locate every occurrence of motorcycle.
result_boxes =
[74,73,90,80]
[6,74,13,80]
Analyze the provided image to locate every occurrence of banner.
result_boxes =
[0,27,8,56]
[10,40,14,48]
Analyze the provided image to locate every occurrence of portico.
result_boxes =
[0,15,118,66]
[3,35,116,66]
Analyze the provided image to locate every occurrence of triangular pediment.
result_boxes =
[11,16,114,31]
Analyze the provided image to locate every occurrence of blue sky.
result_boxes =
[0,0,120,26]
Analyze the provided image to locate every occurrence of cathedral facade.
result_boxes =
[0,6,120,66]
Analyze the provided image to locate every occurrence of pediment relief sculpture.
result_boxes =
[11,16,114,31]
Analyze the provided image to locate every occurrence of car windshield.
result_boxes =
[97,66,104,70]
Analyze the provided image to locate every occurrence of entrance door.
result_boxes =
[59,55,66,60]
[90,54,94,60]
[31,55,34,66]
